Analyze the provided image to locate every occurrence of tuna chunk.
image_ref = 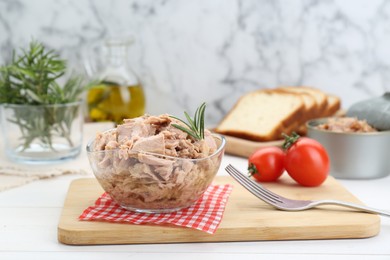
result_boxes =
[132,134,165,154]
[117,115,155,142]
[94,129,117,151]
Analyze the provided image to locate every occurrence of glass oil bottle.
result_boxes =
[86,38,145,124]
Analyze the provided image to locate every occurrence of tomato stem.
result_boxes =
[282,132,300,150]
[247,163,258,177]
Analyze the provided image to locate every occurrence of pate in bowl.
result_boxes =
[86,114,226,213]
[307,117,390,179]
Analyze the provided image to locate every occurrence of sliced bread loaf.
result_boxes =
[215,89,305,141]
[277,86,328,118]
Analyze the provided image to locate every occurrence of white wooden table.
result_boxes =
[1,123,389,260]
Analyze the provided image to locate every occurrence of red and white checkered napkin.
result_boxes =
[79,184,233,234]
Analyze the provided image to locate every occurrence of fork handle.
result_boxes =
[312,200,390,217]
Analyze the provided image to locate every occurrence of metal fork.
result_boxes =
[225,164,390,217]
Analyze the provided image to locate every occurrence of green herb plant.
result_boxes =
[0,41,88,151]
[171,102,206,140]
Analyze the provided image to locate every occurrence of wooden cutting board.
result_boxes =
[57,175,380,245]
[223,135,283,158]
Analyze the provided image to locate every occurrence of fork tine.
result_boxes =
[226,164,282,202]
[225,165,280,205]
[225,164,283,204]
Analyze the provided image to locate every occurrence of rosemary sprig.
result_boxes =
[0,41,89,151]
[0,41,85,105]
[171,102,206,140]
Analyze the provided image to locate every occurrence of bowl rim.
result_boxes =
[306,117,390,136]
[86,129,226,161]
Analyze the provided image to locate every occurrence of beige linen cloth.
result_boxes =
[0,122,114,191]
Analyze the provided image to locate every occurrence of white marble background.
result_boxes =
[1,0,390,125]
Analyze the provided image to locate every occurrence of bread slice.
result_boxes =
[323,94,341,116]
[215,89,305,141]
[277,86,328,118]
[275,87,317,120]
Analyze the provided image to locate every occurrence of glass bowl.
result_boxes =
[86,131,226,213]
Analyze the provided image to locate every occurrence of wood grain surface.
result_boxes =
[223,135,284,157]
[58,175,380,245]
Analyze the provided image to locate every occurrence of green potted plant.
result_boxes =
[0,41,87,164]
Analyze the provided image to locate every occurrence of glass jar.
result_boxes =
[85,38,145,124]
[0,101,83,164]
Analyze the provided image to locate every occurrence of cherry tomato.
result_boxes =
[284,134,329,187]
[248,147,285,182]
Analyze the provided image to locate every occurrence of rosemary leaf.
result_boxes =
[170,115,193,130]
[197,103,206,139]
[184,111,198,133]
[171,123,200,140]
[170,102,207,140]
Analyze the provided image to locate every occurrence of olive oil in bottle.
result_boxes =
[86,37,146,124]
[87,82,145,124]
